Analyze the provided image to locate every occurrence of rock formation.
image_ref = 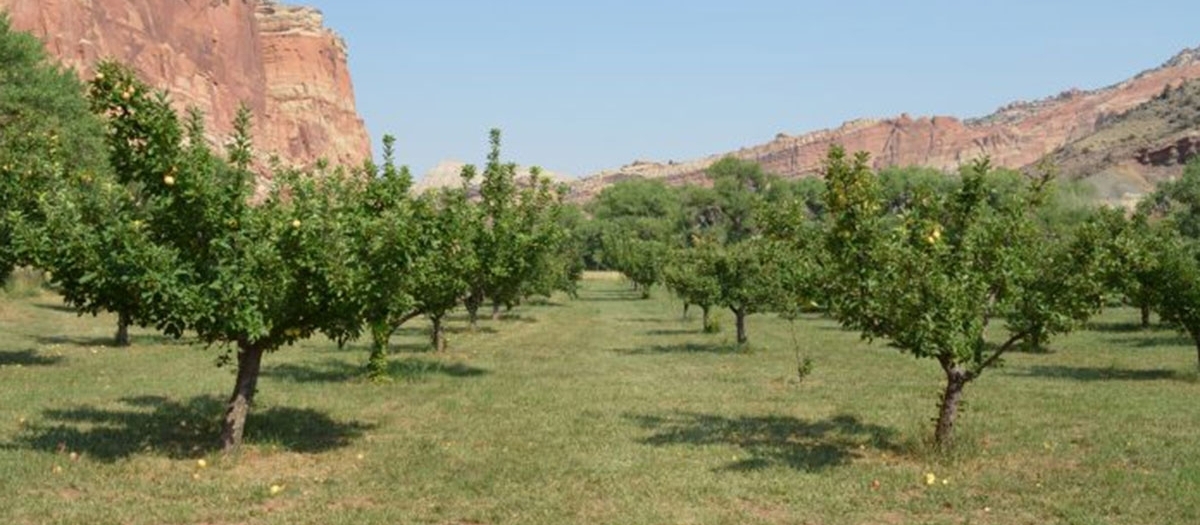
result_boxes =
[0,0,370,167]
[573,47,1200,201]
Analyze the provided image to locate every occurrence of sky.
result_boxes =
[304,0,1199,180]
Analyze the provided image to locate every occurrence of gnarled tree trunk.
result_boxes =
[1141,304,1152,330]
[221,341,265,452]
[934,363,969,449]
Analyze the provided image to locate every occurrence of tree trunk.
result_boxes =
[934,365,969,449]
[465,291,482,331]
[682,303,690,320]
[1141,304,1152,330]
[1191,330,1200,371]
[491,300,501,321]
[431,314,446,353]
[366,320,390,380]
[734,307,747,346]
[114,312,131,347]
[221,342,265,452]
[702,305,716,333]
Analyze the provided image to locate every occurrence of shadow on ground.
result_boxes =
[264,357,487,383]
[1009,365,1185,382]
[35,333,192,348]
[31,302,78,314]
[10,395,372,461]
[613,342,740,356]
[643,328,701,336]
[1086,320,1156,333]
[1109,333,1193,348]
[627,411,897,472]
[0,349,63,366]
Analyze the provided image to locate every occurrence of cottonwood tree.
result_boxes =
[821,146,1093,448]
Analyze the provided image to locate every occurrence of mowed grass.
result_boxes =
[2,274,1200,524]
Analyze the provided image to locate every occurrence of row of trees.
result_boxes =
[1,27,578,452]
[589,145,1200,448]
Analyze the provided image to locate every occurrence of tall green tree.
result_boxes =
[463,130,567,321]
[351,135,422,378]
[0,15,106,282]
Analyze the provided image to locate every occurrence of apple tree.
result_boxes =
[820,146,1095,448]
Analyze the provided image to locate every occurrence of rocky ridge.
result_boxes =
[572,46,1200,201]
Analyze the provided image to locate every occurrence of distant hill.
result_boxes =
[570,47,1200,204]
[415,160,569,194]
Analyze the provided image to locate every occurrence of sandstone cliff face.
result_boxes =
[0,0,370,168]
[573,47,1200,200]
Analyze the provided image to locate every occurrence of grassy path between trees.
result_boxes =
[1,274,1199,524]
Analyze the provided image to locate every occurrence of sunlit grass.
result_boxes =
[1,274,1198,524]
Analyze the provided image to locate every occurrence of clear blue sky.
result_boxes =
[305,0,1198,180]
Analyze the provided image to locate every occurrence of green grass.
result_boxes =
[2,275,1199,524]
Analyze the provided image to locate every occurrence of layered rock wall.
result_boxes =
[0,0,370,167]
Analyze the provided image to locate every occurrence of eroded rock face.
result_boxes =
[572,47,1200,200]
[0,0,370,167]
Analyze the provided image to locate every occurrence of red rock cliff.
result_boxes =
[573,48,1200,199]
[0,0,371,167]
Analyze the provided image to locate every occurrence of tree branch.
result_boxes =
[971,329,1031,379]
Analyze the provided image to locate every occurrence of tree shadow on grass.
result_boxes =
[1087,320,1154,333]
[626,411,898,472]
[643,328,701,336]
[1009,365,1184,382]
[0,349,63,366]
[612,342,739,356]
[1109,333,1193,348]
[35,333,192,348]
[31,302,78,314]
[444,325,499,336]
[263,357,487,384]
[11,395,372,461]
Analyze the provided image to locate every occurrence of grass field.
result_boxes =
[2,273,1199,524]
